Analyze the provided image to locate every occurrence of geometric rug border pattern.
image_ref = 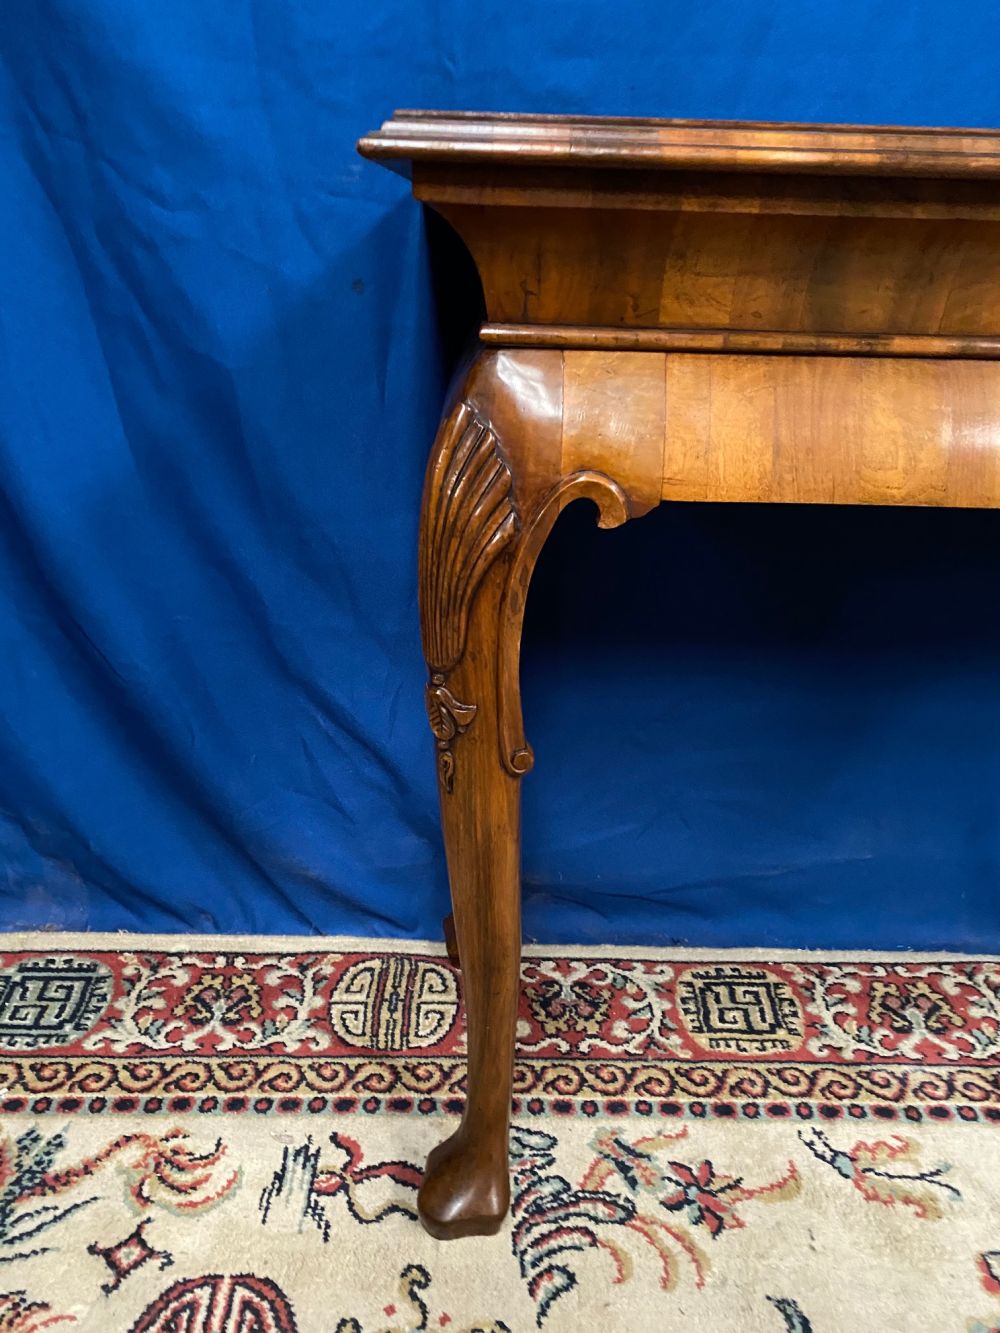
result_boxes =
[2,934,1000,1331]
[0,938,998,1123]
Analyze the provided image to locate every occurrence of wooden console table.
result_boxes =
[358,111,1000,1239]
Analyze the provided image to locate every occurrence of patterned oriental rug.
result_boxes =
[0,937,998,1331]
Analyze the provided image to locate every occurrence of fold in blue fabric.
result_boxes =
[0,2,999,948]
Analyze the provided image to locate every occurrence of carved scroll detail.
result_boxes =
[425,675,478,794]
[498,471,630,778]
[420,401,519,790]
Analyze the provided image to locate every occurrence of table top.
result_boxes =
[359,114,1000,513]
[359,111,1000,353]
[358,110,1000,180]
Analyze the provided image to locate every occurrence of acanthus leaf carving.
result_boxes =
[420,401,519,791]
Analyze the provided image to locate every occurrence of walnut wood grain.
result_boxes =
[481,323,1000,359]
[429,189,1000,335]
[359,111,1000,178]
[359,111,1000,1240]
[361,115,1000,339]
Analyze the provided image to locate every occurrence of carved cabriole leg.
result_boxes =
[416,349,641,1240]
[416,390,521,1240]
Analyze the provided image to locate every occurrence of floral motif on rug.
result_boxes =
[0,935,996,1331]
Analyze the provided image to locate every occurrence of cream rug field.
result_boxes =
[0,934,997,1331]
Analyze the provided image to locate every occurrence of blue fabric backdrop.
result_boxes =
[2,1,1000,948]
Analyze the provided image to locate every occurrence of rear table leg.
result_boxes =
[443,912,460,968]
